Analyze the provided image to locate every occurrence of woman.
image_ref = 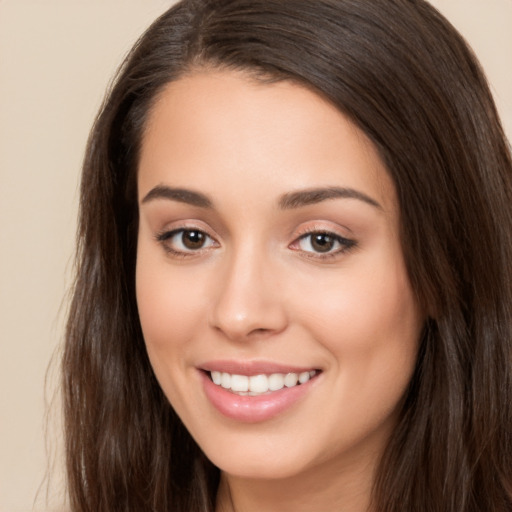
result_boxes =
[63,0,512,510]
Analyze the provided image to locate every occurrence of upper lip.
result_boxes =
[199,360,320,376]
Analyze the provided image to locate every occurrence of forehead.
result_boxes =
[138,70,396,214]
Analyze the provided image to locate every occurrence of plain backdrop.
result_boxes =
[0,1,510,511]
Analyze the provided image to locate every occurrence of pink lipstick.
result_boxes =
[199,361,320,423]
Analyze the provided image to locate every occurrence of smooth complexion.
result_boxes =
[136,70,424,512]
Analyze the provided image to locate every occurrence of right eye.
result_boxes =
[156,228,217,255]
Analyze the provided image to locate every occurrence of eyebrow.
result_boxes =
[141,184,382,211]
[278,187,382,210]
[141,185,213,208]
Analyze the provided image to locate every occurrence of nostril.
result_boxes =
[249,327,270,336]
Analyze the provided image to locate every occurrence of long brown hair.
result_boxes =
[63,1,512,510]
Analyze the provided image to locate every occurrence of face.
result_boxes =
[136,70,423,482]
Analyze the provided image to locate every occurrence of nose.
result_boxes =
[209,246,288,342]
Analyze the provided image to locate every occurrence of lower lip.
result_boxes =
[200,371,318,423]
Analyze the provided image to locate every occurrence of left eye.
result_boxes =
[295,232,354,254]
[159,229,216,252]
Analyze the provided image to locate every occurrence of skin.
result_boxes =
[136,70,424,512]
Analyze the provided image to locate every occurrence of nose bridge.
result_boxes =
[209,238,287,340]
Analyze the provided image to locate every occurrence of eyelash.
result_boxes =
[155,227,357,260]
[155,228,218,258]
[291,228,357,260]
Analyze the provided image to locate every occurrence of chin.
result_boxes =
[211,453,308,481]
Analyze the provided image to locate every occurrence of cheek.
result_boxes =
[135,245,202,366]
[298,260,421,445]
[135,249,210,421]
[296,253,421,393]
[303,237,421,347]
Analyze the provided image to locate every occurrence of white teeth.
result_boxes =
[230,374,249,392]
[221,372,231,389]
[209,370,317,395]
[298,371,311,384]
[268,373,285,391]
[249,374,268,393]
[284,372,298,387]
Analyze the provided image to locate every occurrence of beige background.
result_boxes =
[0,1,510,511]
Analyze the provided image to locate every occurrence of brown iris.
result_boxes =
[310,233,336,253]
[181,230,206,250]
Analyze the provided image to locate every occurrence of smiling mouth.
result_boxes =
[207,370,320,396]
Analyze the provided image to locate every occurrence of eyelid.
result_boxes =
[289,224,357,259]
[293,220,353,237]
[153,220,356,260]
[154,221,220,257]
